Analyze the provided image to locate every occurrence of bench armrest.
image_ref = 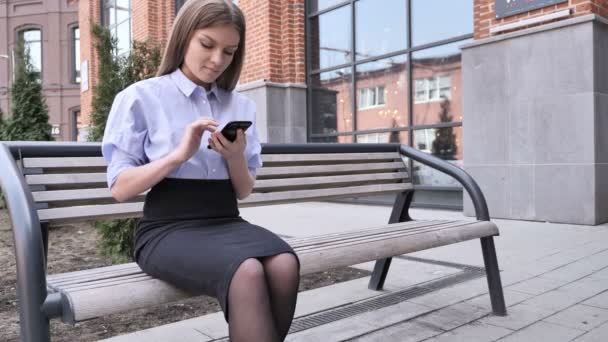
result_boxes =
[0,143,50,338]
[399,144,490,221]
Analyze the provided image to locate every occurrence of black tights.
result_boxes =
[227,253,300,342]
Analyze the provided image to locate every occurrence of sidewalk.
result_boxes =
[104,202,608,342]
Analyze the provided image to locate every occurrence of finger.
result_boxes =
[211,134,225,153]
[215,131,231,146]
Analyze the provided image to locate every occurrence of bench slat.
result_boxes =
[26,173,106,186]
[26,162,406,187]
[37,183,412,223]
[22,152,401,168]
[47,220,497,323]
[256,162,405,177]
[48,221,449,286]
[31,172,409,204]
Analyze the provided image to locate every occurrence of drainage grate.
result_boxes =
[287,268,484,335]
[211,257,486,341]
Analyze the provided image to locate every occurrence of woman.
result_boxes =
[101,1,300,341]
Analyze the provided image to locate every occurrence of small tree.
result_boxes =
[87,23,124,142]
[90,24,163,263]
[3,39,53,141]
[0,106,6,141]
[432,97,457,160]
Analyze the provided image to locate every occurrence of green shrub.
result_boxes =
[89,24,162,263]
[95,218,137,264]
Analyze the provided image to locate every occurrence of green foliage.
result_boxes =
[95,218,137,264]
[432,97,457,160]
[2,39,53,141]
[87,24,124,142]
[0,106,6,141]
[88,24,162,142]
[89,24,162,263]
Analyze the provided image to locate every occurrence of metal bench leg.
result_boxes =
[368,257,392,290]
[368,190,414,291]
[481,236,507,316]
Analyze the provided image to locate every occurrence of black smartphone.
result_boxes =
[208,120,253,149]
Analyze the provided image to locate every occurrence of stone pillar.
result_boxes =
[462,15,608,225]
[237,0,307,143]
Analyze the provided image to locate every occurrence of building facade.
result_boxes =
[47,0,608,224]
[0,0,81,141]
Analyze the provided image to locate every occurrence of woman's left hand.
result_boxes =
[209,129,247,162]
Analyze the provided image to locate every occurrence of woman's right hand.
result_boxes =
[170,117,218,163]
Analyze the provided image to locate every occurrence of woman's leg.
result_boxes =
[228,258,279,342]
[261,253,300,341]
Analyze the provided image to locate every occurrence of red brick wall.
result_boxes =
[132,0,174,44]
[78,0,101,126]
[78,0,304,125]
[239,0,305,84]
[475,0,608,39]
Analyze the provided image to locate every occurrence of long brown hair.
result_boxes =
[156,0,246,91]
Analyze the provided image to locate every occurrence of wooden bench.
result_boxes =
[0,141,506,342]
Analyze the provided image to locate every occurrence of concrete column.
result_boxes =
[462,15,608,225]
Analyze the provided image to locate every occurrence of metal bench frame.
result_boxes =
[0,142,506,342]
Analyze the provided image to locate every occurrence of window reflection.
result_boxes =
[103,0,131,56]
[412,0,473,46]
[413,127,462,186]
[308,0,348,13]
[309,6,351,70]
[355,0,406,60]
[310,68,353,142]
[19,29,42,77]
[412,40,469,126]
[72,27,80,83]
[356,55,408,135]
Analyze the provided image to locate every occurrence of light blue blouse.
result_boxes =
[101,68,263,189]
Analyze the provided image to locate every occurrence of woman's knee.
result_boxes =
[234,258,265,282]
[264,253,300,277]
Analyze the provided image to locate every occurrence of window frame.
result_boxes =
[16,25,43,80]
[101,0,132,56]
[69,23,80,84]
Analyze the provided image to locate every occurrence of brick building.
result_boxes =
[0,0,80,141]
[2,0,606,223]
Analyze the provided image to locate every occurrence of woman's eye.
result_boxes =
[201,42,212,49]
[224,51,235,56]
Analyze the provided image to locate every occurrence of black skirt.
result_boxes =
[134,178,299,321]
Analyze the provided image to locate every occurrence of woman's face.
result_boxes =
[181,24,240,89]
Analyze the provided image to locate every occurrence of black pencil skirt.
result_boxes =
[134,178,299,322]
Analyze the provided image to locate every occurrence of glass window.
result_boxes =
[103,0,131,56]
[358,86,385,109]
[310,68,353,143]
[412,0,473,47]
[72,27,80,83]
[413,126,463,186]
[309,5,351,70]
[412,40,469,125]
[18,29,42,77]
[306,0,472,191]
[308,0,348,13]
[355,0,406,60]
[355,55,408,132]
[356,132,390,143]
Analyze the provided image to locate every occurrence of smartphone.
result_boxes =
[208,120,253,149]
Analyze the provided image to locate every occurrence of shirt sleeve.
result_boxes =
[244,100,263,177]
[101,88,149,189]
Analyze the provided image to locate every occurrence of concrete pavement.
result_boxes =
[103,202,608,342]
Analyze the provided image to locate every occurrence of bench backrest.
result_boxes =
[18,145,411,224]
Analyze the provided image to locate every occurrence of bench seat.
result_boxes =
[47,219,497,323]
